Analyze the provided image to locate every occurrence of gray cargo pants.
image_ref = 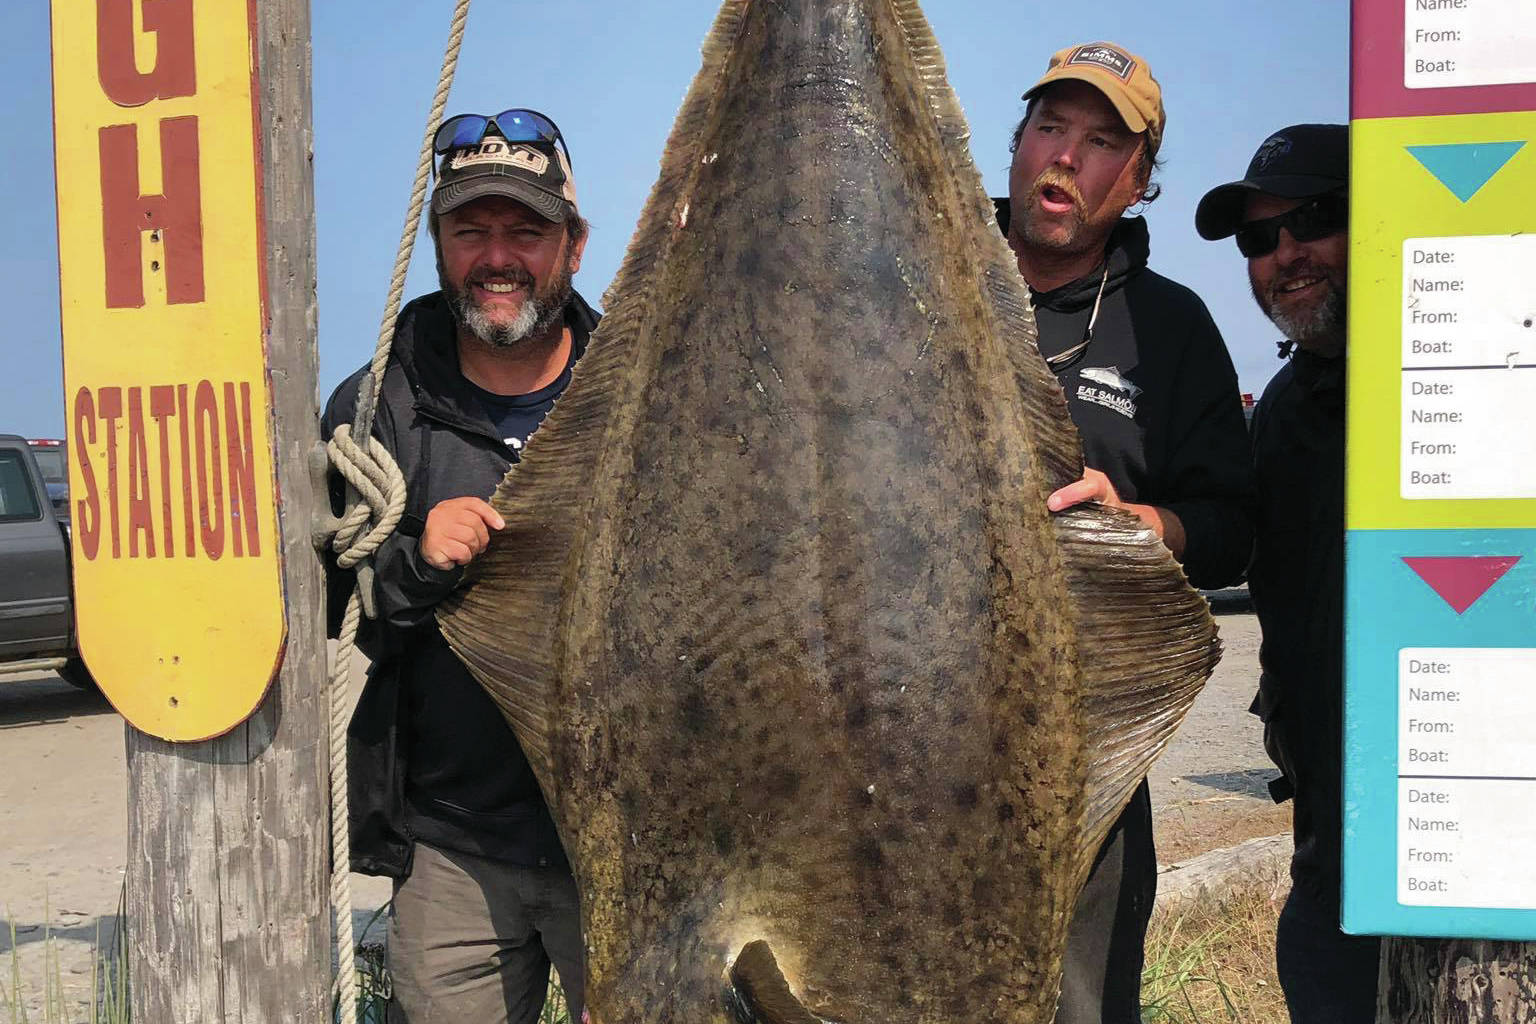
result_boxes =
[387,842,584,1024]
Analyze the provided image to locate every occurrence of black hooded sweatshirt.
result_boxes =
[1023,215,1254,588]
[323,290,599,878]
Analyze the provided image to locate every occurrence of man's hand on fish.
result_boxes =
[421,496,506,570]
[1046,467,1124,513]
[1047,468,1187,559]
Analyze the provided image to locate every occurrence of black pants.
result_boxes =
[1277,878,1381,1023]
[1055,780,1156,1024]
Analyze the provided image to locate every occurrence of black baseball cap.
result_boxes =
[431,134,578,223]
[1196,124,1348,240]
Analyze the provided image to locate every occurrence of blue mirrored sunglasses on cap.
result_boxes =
[433,108,571,166]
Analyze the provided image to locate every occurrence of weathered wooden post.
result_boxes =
[50,1,329,1020]
[1343,1,1536,1020]
[1381,941,1536,1022]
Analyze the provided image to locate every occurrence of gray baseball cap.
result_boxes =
[431,134,578,222]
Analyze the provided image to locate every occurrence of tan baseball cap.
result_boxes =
[1022,42,1166,156]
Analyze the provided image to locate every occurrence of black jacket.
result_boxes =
[322,290,600,878]
[1248,350,1346,899]
[1018,214,1254,589]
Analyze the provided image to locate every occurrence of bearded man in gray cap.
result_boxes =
[1198,123,1379,1023]
[323,108,593,1024]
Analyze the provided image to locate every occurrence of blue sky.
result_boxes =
[1,0,1347,438]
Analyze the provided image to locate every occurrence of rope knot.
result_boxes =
[325,423,408,618]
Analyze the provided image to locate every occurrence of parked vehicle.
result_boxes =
[26,437,69,519]
[0,434,90,688]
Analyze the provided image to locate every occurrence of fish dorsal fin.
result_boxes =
[436,0,755,783]
[884,0,1083,494]
[885,0,1207,859]
[1054,504,1221,866]
[730,941,820,1024]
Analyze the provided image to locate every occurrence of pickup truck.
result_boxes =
[0,433,90,687]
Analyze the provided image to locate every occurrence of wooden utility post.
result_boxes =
[1381,940,1536,1023]
[121,2,328,1016]
[51,0,328,1020]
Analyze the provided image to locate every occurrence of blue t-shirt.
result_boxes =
[468,357,574,461]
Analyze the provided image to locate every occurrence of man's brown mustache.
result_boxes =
[1030,168,1085,208]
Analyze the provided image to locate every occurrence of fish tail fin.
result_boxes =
[728,941,819,1024]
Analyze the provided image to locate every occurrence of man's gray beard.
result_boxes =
[461,294,542,347]
[1260,282,1346,354]
[444,269,573,349]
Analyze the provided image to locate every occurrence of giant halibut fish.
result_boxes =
[438,0,1219,1020]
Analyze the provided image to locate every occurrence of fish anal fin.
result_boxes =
[729,941,821,1024]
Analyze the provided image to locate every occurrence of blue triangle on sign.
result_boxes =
[1406,142,1525,202]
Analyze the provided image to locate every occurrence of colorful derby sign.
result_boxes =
[51,1,286,741]
[1345,0,1536,938]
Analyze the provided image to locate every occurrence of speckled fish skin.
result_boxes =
[438,1,1219,1021]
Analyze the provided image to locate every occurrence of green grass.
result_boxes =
[539,975,570,1024]
[1140,880,1288,1023]
[6,905,563,1024]
[2,908,128,1024]
[10,884,1279,1024]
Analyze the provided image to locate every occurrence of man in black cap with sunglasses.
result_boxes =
[323,108,593,1024]
[997,42,1254,1024]
[1197,123,1378,1023]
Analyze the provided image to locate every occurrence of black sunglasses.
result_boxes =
[1235,193,1347,258]
[433,108,571,166]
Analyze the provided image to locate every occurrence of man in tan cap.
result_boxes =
[995,43,1254,1024]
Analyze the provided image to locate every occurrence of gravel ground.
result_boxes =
[1148,598,1293,863]
[0,604,1284,1019]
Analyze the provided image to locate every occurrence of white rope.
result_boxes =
[324,2,472,1020]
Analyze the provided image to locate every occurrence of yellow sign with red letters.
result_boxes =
[51,0,286,741]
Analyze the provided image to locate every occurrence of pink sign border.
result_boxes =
[1353,0,1536,119]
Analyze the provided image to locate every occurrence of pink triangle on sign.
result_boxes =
[1402,556,1521,615]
